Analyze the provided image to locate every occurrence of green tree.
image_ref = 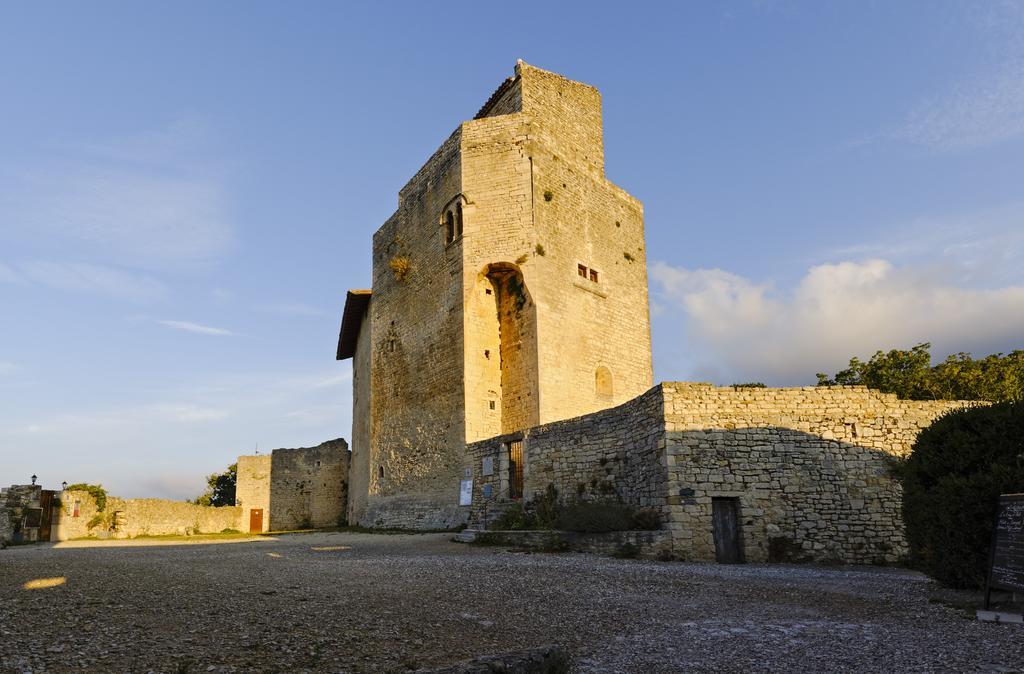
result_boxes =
[194,463,237,507]
[898,402,1024,588]
[817,343,1024,402]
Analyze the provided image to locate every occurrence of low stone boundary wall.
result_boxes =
[55,490,242,540]
[466,529,671,558]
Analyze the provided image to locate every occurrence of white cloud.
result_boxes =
[652,259,1024,384]
[157,320,236,336]
[5,260,167,302]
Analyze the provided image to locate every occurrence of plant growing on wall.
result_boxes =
[66,483,107,512]
[389,255,411,282]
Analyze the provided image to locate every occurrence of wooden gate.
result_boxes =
[249,508,264,533]
[712,498,743,564]
[38,490,54,542]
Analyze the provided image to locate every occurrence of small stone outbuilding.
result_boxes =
[236,438,350,533]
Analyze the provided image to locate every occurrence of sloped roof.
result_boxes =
[336,289,371,360]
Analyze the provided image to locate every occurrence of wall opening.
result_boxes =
[481,263,539,435]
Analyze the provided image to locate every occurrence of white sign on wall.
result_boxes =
[482,456,494,476]
[459,479,473,506]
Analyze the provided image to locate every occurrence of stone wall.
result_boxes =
[363,125,468,531]
[55,490,241,540]
[1,485,53,544]
[466,382,976,564]
[466,387,665,529]
[660,383,974,564]
[268,439,349,530]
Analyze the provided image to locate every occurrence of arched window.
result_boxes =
[595,366,613,398]
[456,201,464,239]
[444,211,455,244]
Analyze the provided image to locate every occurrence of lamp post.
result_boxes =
[62,481,68,491]
[31,474,37,485]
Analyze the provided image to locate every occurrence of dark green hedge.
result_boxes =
[899,402,1024,588]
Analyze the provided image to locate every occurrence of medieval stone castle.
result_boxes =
[331,61,971,564]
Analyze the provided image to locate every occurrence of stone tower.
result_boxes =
[337,61,653,528]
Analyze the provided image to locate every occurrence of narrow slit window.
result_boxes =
[444,211,455,244]
[456,202,464,239]
[577,263,587,278]
[589,269,599,283]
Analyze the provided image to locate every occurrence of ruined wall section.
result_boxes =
[661,383,975,564]
[523,65,653,424]
[365,128,468,529]
[236,454,271,532]
[347,307,372,526]
[268,439,349,530]
[466,386,666,528]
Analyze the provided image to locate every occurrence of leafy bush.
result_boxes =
[556,502,635,533]
[66,483,107,512]
[492,502,531,530]
[898,401,1024,588]
[632,508,661,531]
[86,514,106,531]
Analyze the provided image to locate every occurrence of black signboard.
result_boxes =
[985,493,1024,607]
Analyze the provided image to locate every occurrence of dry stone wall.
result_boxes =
[467,382,976,564]
[467,387,665,529]
[661,383,974,564]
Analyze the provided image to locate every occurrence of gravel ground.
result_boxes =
[1,531,1022,673]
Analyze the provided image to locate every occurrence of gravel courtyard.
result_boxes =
[1,532,1022,673]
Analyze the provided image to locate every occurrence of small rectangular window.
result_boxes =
[577,264,587,277]
[589,269,599,283]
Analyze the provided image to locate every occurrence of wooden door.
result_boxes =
[507,441,524,499]
[712,498,743,563]
[249,509,264,533]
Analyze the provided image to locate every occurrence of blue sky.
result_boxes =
[2,1,1023,499]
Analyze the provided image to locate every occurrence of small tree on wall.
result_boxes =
[193,463,237,507]
[898,402,1024,588]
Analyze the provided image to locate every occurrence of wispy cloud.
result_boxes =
[896,2,1024,151]
[2,365,352,499]
[822,201,1024,285]
[256,301,328,317]
[1,260,168,302]
[652,258,1024,385]
[0,117,234,273]
[157,320,236,336]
